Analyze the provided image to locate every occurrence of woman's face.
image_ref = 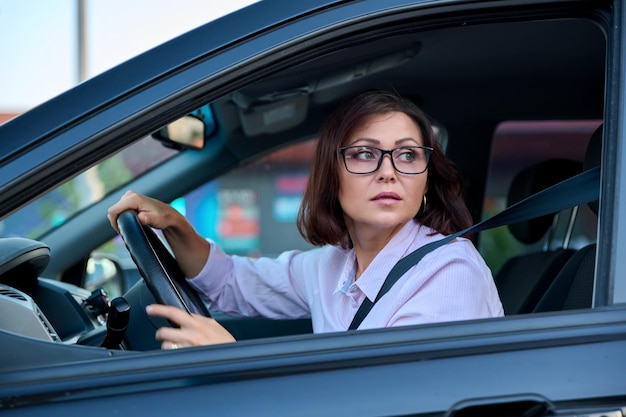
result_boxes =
[338,112,428,236]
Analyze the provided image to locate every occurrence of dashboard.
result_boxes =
[0,237,108,346]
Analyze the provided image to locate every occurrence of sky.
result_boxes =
[0,0,258,113]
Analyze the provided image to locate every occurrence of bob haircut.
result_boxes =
[297,89,472,249]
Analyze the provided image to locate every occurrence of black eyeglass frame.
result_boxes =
[338,145,433,175]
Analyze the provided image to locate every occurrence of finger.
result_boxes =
[156,316,236,347]
[155,326,183,344]
[107,190,141,231]
[107,211,120,234]
[108,191,164,233]
[146,304,193,326]
[136,210,152,227]
[162,339,182,350]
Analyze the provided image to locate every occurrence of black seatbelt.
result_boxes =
[348,166,601,330]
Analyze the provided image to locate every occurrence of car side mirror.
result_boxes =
[85,254,140,299]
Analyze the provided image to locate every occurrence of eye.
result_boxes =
[347,147,377,160]
[396,148,418,162]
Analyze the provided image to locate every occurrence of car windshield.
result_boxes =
[0,136,179,240]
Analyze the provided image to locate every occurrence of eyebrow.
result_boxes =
[350,137,422,146]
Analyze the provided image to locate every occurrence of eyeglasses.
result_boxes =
[339,145,433,175]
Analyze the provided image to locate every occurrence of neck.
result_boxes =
[349,222,406,280]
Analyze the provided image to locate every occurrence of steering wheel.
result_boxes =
[116,210,211,317]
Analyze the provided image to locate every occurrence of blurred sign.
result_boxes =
[273,174,307,222]
[217,188,260,253]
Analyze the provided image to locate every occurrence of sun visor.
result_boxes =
[235,91,309,136]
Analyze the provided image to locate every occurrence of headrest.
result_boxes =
[584,124,602,215]
[507,158,582,244]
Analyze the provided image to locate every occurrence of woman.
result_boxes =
[108,89,503,349]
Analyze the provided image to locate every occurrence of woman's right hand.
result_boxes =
[107,190,211,278]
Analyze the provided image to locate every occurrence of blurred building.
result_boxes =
[0,114,18,124]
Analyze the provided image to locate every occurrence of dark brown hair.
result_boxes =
[297,89,472,248]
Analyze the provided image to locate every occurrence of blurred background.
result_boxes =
[0,0,258,121]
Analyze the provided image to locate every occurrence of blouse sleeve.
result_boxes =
[186,240,310,319]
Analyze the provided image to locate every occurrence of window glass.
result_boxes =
[175,139,318,258]
[85,124,450,293]
[479,120,602,275]
[87,138,318,294]
[0,136,179,240]
[174,125,446,258]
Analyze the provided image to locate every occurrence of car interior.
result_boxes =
[0,4,608,368]
[494,157,583,315]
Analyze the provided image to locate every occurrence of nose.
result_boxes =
[377,154,397,180]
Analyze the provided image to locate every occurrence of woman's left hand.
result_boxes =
[146,304,236,349]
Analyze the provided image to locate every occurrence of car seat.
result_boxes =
[533,124,602,312]
[494,158,582,315]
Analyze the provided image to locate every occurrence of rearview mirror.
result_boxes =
[153,115,206,150]
[152,104,216,150]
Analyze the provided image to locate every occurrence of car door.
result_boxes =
[1,1,625,416]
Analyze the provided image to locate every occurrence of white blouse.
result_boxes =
[188,220,504,332]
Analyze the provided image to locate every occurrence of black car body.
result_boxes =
[0,0,625,415]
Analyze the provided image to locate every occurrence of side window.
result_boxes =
[0,136,179,241]
[85,123,449,295]
[87,137,318,295]
[176,139,318,257]
[479,120,602,276]
[178,125,446,258]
